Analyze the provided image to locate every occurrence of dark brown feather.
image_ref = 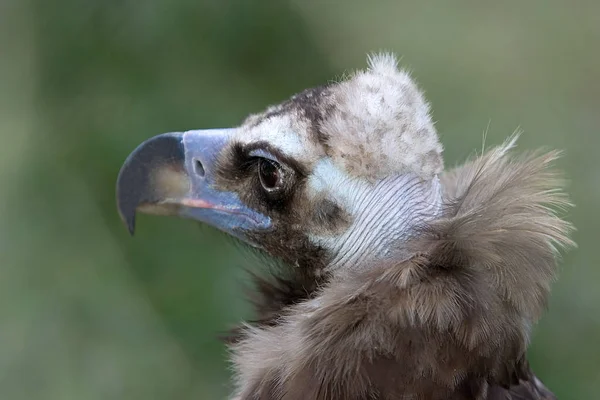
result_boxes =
[228,138,573,399]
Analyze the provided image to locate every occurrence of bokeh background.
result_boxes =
[1,1,598,398]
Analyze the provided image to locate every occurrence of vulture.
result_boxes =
[116,53,574,399]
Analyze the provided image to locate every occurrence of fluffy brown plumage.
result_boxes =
[228,138,573,400]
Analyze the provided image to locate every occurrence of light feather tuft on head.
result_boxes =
[320,52,443,181]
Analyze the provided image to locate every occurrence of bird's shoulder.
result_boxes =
[227,253,554,400]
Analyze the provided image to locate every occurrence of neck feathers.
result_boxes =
[324,174,443,274]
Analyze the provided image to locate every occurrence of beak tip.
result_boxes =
[116,132,186,237]
[126,217,136,236]
[117,203,137,236]
[116,175,136,237]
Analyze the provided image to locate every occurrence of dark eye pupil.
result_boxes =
[259,159,281,190]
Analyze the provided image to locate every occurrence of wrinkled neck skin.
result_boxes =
[317,174,442,276]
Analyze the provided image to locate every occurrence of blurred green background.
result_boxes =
[1,1,598,398]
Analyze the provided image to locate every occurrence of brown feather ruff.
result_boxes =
[228,138,574,399]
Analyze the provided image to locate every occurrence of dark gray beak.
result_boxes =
[116,129,271,242]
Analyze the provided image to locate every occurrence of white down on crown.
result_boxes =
[321,53,443,181]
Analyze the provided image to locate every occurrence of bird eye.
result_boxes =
[258,158,283,191]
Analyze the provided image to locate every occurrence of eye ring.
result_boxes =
[258,158,283,192]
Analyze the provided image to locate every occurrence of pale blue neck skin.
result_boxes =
[308,164,443,275]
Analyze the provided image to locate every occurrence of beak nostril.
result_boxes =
[194,159,205,177]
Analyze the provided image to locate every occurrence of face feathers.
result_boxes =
[217,54,447,269]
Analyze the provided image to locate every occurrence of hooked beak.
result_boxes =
[116,129,271,243]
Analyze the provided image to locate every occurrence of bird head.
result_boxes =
[117,54,444,273]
